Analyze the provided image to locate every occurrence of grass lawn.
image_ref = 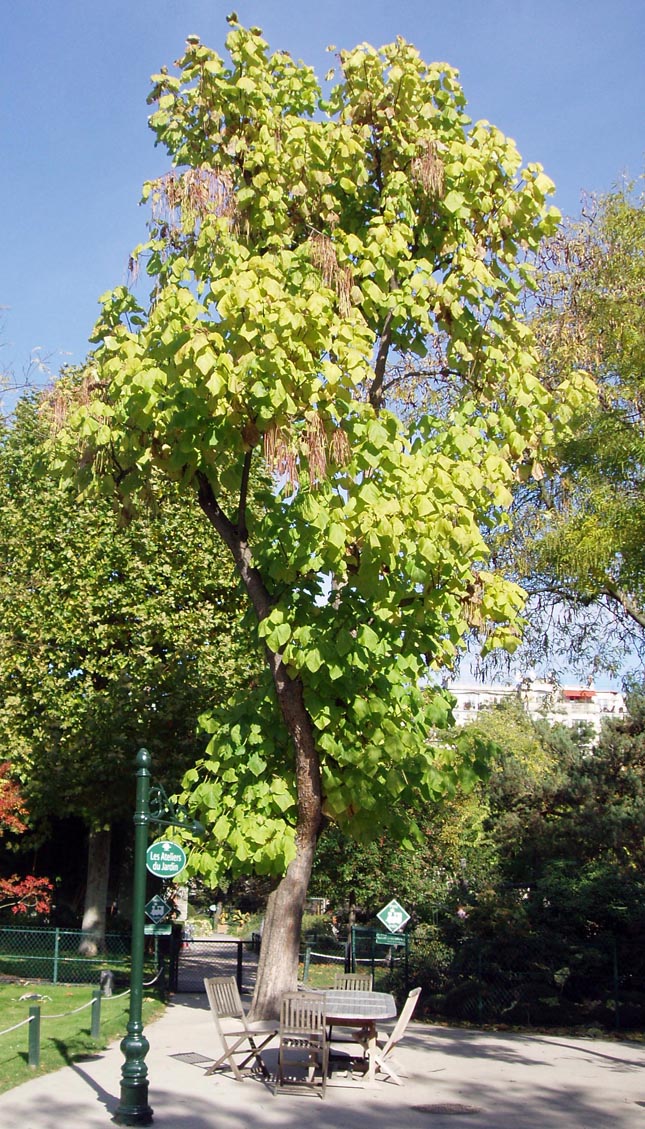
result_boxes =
[0,982,165,1094]
[300,959,391,991]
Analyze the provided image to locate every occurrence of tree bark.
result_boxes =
[249,824,319,1019]
[79,826,111,956]
[247,668,322,1018]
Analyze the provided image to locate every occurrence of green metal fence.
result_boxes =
[299,926,645,1032]
[0,928,131,985]
[300,929,409,994]
[419,932,645,1032]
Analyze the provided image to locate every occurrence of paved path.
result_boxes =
[1,993,645,1127]
[174,934,259,993]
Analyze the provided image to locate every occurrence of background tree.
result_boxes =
[310,786,493,928]
[373,698,645,1027]
[503,179,645,676]
[0,761,52,916]
[485,699,645,915]
[56,20,590,1015]
[439,698,645,1025]
[0,390,257,951]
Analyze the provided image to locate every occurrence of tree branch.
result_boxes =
[195,469,323,855]
[369,309,394,411]
[604,581,645,630]
[237,449,253,540]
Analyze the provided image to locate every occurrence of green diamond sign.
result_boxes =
[145,894,172,923]
[376,898,410,934]
[145,839,186,878]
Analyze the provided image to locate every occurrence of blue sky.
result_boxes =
[1,1,641,689]
[1,0,643,383]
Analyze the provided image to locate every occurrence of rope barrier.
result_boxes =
[0,1015,34,1037]
[307,951,388,965]
[42,997,97,1019]
[0,983,145,1072]
[143,965,164,988]
[0,986,133,1041]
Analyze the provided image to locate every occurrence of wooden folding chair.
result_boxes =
[275,991,329,1098]
[352,986,421,1084]
[204,976,278,1081]
[328,972,374,1041]
[332,972,373,991]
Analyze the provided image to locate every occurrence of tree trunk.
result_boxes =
[249,825,318,1020]
[196,472,324,1019]
[245,657,323,1019]
[246,656,323,1019]
[79,826,111,956]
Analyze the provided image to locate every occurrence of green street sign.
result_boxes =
[145,839,187,878]
[376,898,410,934]
[375,932,407,947]
[145,894,172,923]
[144,924,172,936]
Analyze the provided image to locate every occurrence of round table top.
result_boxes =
[321,989,397,1024]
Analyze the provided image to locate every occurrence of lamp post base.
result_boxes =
[113,1084,154,1126]
[113,1029,153,1125]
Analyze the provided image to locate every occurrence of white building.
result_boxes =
[448,678,627,735]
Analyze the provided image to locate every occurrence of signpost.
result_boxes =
[114,749,202,1127]
[350,919,411,993]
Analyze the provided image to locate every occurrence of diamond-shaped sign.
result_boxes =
[376,898,410,934]
[145,894,172,923]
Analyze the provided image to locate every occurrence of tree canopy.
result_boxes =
[505,179,645,676]
[54,18,591,1014]
[0,390,257,941]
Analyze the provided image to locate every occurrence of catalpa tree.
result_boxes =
[57,19,591,1016]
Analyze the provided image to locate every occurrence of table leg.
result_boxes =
[366,1022,377,1085]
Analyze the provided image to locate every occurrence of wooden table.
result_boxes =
[322,989,397,1084]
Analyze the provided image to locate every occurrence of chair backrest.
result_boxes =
[381,987,421,1055]
[280,991,326,1039]
[333,972,373,991]
[204,976,245,1022]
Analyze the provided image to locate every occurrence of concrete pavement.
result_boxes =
[1,991,645,1128]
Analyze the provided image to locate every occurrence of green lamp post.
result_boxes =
[113,748,203,1126]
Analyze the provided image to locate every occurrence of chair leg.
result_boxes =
[274,1046,284,1095]
[206,1048,246,1082]
[321,1044,329,1098]
[206,1030,273,1080]
[275,1040,328,1098]
[374,1052,404,1085]
[238,1033,273,1075]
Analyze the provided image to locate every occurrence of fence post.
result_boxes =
[477,947,483,1024]
[303,945,311,982]
[91,988,102,1039]
[613,935,620,1031]
[53,928,60,985]
[236,940,243,994]
[28,1005,41,1068]
[351,926,363,975]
